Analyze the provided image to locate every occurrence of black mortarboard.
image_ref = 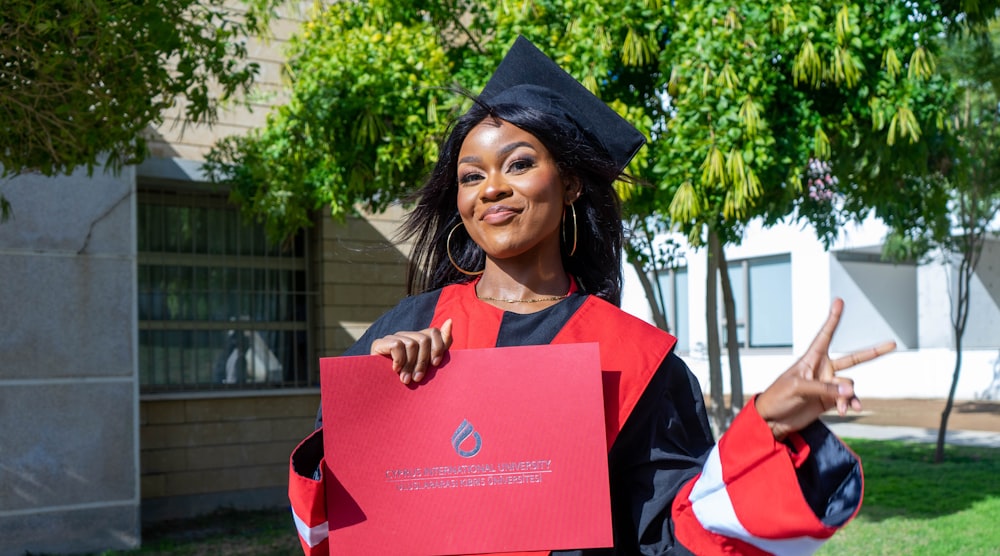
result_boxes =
[479,36,646,175]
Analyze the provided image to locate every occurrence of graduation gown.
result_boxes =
[289,280,863,555]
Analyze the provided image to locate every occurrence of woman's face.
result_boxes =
[456,119,576,263]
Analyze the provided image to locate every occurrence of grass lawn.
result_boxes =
[817,439,999,555]
[62,439,997,556]
[102,508,301,556]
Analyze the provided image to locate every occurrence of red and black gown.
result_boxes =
[289,279,863,555]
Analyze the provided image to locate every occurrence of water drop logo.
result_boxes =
[451,419,482,458]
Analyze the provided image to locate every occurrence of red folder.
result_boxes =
[320,343,613,555]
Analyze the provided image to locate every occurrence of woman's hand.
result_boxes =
[755,299,896,441]
[370,319,453,385]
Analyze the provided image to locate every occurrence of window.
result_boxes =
[655,266,689,352]
[724,255,792,348]
[137,187,313,392]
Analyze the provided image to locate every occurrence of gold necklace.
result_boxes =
[477,293,570,304]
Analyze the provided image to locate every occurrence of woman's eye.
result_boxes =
[458,172,483,185]
[508,159,535,173]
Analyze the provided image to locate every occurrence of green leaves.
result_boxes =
[882,47,902,79]
[206,2,461,239]
[199,0,1000,253]
[794,39,823,87]
[0,0,281,178]
[669,181,701,223]
[908,46,937,80]
[622,26,656,66]
[887,105,921,145]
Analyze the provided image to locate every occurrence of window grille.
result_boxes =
[137,187,314,392]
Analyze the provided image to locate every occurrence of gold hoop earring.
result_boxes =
[562,202,578,257]
[446,223,484,276]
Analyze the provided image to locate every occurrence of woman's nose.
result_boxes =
[479,172,511,201]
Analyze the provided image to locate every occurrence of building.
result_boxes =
[0,6,411,554]
[3,5,999,554]
[621,217,1000,403]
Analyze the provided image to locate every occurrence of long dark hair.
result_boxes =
[400,99,626,306]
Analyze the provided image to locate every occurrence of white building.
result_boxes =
[622,216,1000,401]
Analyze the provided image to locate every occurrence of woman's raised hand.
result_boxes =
[370,319,454,384]
[754,299,896,441]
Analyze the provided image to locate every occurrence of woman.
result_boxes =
[289,37,895,555]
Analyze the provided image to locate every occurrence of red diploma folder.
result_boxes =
[320,343,613,555]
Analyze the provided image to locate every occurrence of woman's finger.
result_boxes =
[794,299,845,378]
[411,334,437,383]
[806,298,844,355]
[415,321,454,382]
[831,340,897,372]
[801,379,848,414]
[370,336,406,373]
[401,332,431,381]
[441,319,454,350]
[371,334,422,383]
[829,376,857,415]
[370,322,456,385]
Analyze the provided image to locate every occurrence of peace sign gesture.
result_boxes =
[754,298,897,441]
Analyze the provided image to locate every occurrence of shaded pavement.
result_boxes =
[820,398,1000,448]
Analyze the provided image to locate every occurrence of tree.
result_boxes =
[0,0,281,219]
[622,195,685,334]
[205,0,668,240]
[656,1,1000,426]
[205,0,998,430]
[883,17,1000,463]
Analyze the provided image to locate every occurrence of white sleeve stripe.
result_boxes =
[688,447,827,556]
[292,510,329,548]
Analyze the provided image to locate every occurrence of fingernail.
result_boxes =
[838,384,851,396]
[413,371,424,383]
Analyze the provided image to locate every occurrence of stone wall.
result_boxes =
[140,392,319,522]
[0,166,140,555]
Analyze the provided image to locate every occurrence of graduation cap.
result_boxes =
[478,36,646,174]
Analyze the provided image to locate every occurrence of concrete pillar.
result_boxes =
[0,166,140,554]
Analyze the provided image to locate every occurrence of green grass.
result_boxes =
[75,508,301,556]
[140,508,301,556]
[818,439,1000,555]
[54,440,998,555]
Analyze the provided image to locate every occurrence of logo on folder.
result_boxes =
[451,419,482,458]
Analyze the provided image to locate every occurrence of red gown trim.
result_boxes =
[431,280,677,451]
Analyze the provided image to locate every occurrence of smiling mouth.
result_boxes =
[481,205,521,221]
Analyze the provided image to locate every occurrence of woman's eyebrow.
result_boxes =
[458,141,536,165]
[497,141,535,158]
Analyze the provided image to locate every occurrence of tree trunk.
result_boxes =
[935,338,962,463]
[650,256,671,333]
[624,217,670,332]
[714,235,744,411]
[935,241,979,463]
[706,230,727,432]
[629,257,670,332]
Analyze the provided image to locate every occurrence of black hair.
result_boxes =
[399,98,626,306]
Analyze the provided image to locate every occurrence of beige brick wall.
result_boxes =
[136,3,418,522]
[144,3,308,161]
[140,392,319,519]
[144,1,418,362]
[137,205,413,521]
[315,205,414,357]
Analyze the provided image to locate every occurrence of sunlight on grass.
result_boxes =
[46,440,996,555]
[817,440,999,555]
